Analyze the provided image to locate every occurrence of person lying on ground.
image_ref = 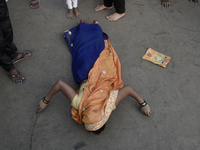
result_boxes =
[37,21,151,134]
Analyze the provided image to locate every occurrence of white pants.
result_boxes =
[66,0,78,9]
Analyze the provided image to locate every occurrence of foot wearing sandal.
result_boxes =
[12,50,32,64]
[7,69,26,84]
[106,12,125,21]
[74,8,82,18]
[31,0,40,9]
[67,9,74,19]
[95,4,113,12]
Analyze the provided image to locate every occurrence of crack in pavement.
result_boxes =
[29,113,40,150]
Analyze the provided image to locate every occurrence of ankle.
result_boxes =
[8,69,17,74]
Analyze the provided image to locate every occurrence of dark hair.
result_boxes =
[90,124,106,134]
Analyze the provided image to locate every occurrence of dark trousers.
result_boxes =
[0,0,18,71]
[104,0,125,14]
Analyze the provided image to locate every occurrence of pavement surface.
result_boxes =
[1,0,200,149]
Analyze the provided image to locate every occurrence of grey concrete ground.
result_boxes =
[0,0,200,149]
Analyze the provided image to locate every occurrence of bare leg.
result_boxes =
[162,0,170,8]
[115,86,151,116]
[37,80,76,113]
[74,7,82,18]
[67,9,74,19]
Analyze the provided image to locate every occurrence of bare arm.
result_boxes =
[115,86,151,116]
[37,80,76,113]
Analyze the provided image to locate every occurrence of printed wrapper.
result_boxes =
[142,48,171,68]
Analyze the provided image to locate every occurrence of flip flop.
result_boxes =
[6,70,26,84]
[13,50,32,64]
[31,0,40,9]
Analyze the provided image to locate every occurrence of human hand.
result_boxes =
[141,104,151,116]
[162,0,170,8]
[37,100,48,113]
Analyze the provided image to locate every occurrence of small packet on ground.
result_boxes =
[142,48,171,68]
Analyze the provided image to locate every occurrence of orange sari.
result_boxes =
[71,38,124,125]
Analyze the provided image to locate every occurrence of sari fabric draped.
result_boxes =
[64,23,124,125]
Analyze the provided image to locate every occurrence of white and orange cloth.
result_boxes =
[71,39,124,131]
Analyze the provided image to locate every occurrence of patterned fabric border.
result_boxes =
[85,90,119,131]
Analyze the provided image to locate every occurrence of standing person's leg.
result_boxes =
[0,0,31,84]
[104,0,113,7]
[66,0,74,19]
[106,0,125,21]
[95,0,113,12]
[113,0,125,14]
[73,0,82,18]
[0,0,18,61]
[0,29,15,72]
[0,0,17,74]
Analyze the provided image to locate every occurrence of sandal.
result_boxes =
[31,0,40,9]
[13,50,32,64]
[7,70,26,84]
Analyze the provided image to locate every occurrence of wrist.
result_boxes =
[139,100,147,107]
[42,97,50,104]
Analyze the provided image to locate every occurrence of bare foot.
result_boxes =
[106,12,125,21]
[67,9,74,19]
[12,50,32,64]
[189,0,198,3]
[7,69,26,84]
[162,0,170,8]
[95,4,113,11]
[74,8,82,18]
